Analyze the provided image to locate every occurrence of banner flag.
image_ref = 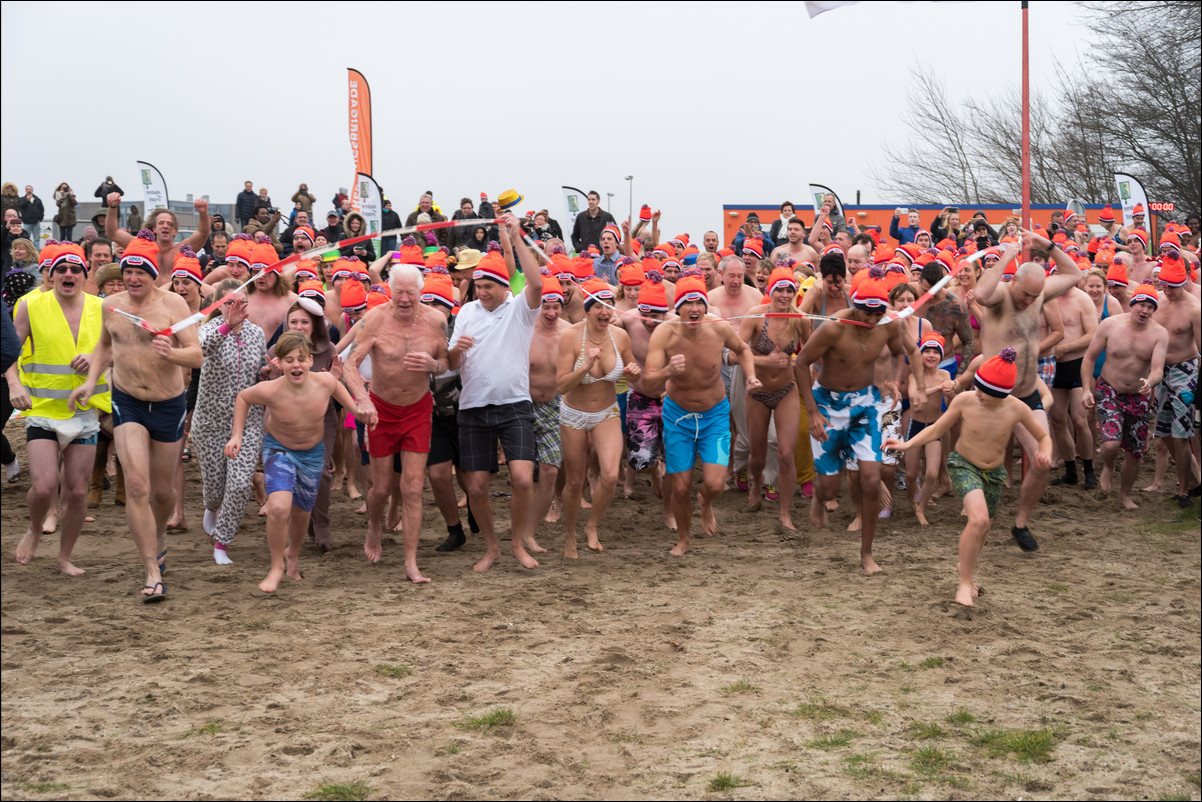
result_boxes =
[1114,172,1149,230]
[562,186,587,242]
[357,173,383,236]
[348,68,373,213]
[137,160,168,217]
[808,183,845,222]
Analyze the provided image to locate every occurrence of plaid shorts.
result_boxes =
[458,401,536,472]
[532,398,562,468]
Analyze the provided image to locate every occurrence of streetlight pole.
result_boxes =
[606,192,614,213]
[624,175,633,222]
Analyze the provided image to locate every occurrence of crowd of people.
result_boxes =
[2,179,1199,609]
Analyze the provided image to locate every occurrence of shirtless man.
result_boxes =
[716,254,769,493]
[1048,276,1099,487]
[918,263,974,378]
[8,243,106,574]
[1150,258,1201,505]
[798,266,923,574]
[1123,228,1158,285]
[70,231,203,602]
[245,239,299,337]
[702,230,720,255]
[549,250,585,324]
[104,192,209,286]
[528,274,571,538]
[644,273,760,556]
[621,274,677,529]
[975,231,1083,551]
[344,264,448,581]
[1082,284,1168,509]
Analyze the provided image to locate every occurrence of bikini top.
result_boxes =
[813,288,852,330]
[577,328,624,384]
[752,317,801,357]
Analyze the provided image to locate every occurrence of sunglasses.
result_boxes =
[54,265,86,275]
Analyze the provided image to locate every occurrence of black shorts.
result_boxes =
[1018,389,1043,411]
[907,418,939,442]
[458,401,535,472]
[1052,357,1083,390]
[27,426,97,448]
[112,387,187,443]
[427,414,460,468]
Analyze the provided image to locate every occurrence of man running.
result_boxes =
[70,231,203,602]
[1150,258,1201,505]
[104,192,210,285]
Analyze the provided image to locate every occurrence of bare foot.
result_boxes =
[544,498,562,523]
[824,498,838,512]
[810,497,828,530]
[584,523,603,552]
[457,493,467,508]
[933,482,953,499]
[564,537,579,560]
[511,544,539,569]
[1119,495,1139,510]
[57,559,85,576]
[364,531,383,563]
[862,554,883,575]
[384,511,401,530]
[42,515,57,534]
[1100,465,1113,493]
[14,530,37,564]
[779,514,796,531]
[473,548,502,572]
[404,564,431,584]
[580,497,592,510]
[166,520,187,532]
[524,536,547,554]
[954,582,975,607]
[348,484,362,501]
[847,515,862,532]
[284,551,303,581]
[698,492,718,537]
[650,471,663,499]
[1142,483,1162,493]
[257,504,267,517]
[747,491,762,512]
[84,515,96,523]
[331,471,345,492]
[259,567,285,593]
[354,503,367,515]
[916,507,930,526]
[663,512,677,531]
[669,537,689,557]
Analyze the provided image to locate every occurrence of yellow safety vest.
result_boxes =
[21,290,111,418]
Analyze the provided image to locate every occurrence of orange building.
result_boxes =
[720,203,1156,248]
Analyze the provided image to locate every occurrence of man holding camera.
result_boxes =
[244,206,284,255]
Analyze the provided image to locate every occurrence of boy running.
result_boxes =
[885,348,1051,607]
[225,331,356,592]
[905,331,953,525]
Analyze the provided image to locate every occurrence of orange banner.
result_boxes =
[347,68,372,211]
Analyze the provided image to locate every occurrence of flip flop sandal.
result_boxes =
[142,582,167,604]
[157,549,167,573]
[181,448,192,463]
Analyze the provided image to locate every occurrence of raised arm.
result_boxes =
[183,199,211,253]
[505,213,543,310]
[975,243,1020,308]
[104,193,133,246]
[1033,230,1082,300]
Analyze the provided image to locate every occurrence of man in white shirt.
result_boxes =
[448,213,544,572]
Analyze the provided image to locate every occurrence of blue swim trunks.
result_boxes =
[811,382,884,476]
[663,395,731,475]
[262,432,326,512]
[112,387,187,443]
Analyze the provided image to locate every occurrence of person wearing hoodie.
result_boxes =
[405,193,448,247]
[339,211,376,261]
[380,199,402,254]
[450,197,481,250]
[1,183,19,218]
[291,184,316,216]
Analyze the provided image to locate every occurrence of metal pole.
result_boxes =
[625,176,633,222]
[1021,0,1030,260]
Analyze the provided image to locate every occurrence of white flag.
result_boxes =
[137,160,168,217]
[1113,173,1149,229]
[357,173,383,235]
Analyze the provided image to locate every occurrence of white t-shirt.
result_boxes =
[450,291,540,410]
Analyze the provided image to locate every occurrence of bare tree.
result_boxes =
[872,1,1200,216]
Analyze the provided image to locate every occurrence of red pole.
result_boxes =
[1021,1,1031,262]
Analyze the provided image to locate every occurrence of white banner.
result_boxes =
[137,160,168,217]
[1114,173,1149,229]
[562,186,587,244]
[356,173,383,235]
[808,183,845,222]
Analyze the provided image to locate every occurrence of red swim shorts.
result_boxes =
[366,391,433,457]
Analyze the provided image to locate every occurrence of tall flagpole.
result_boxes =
[1021,1,1031,260]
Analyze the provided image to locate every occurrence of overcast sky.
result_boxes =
[1,1,1095,237]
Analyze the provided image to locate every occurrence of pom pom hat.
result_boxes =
[1129,283,1159,308]
[171,245,202,284]
[975,347,1017,397]
[340,280,367,312]
[1158,254,1188,287]
[767,265,798,295]
[421,268,455,309]
[1127,228,1148,249]
[121,229,160,278]
[473,250,510,286]
[637,272,669,313]
[674,274,709,310]
[581,278,615,312]
[541,274,565,304]
[919,330,946,358]
[1098,204,1116,223]
[852,265,889,310]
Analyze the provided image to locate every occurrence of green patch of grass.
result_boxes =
[1077,735,1095,747]
[788,698,851,721]
[896,660,915,672]
[1107,592,1136,603]
[756,717,773,729]
[808,729,859,750]
[446,741,460,755]
[1085,681,1106,692]
[241,618,269,630]
[136,692,158,705]
[181,719,226,738]
[720,678,761,695]
[910,745,952,775]
[1158,794,1190,801]
[994,770,1054,792]
[945,710,976,725]
[706,772,751,793]
[452,707,516,732]
[35,744,50,753]
[968,727,1061,763]
[1187,771,1201,789]
[920,656,945,669]
[906,721,947,740]
[305,780,372,801]
[841,756,905,783]
[20,782,71,793]
[368,721,397,731]
[1046,582,1070,592]
[1134,711,1155,721]
[607,730,643,744]
[372,663,412,679]
[864,710,885,727]
[898,685,916,694]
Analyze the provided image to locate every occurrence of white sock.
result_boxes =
[204,508,218,536]
[214,546,233,565]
